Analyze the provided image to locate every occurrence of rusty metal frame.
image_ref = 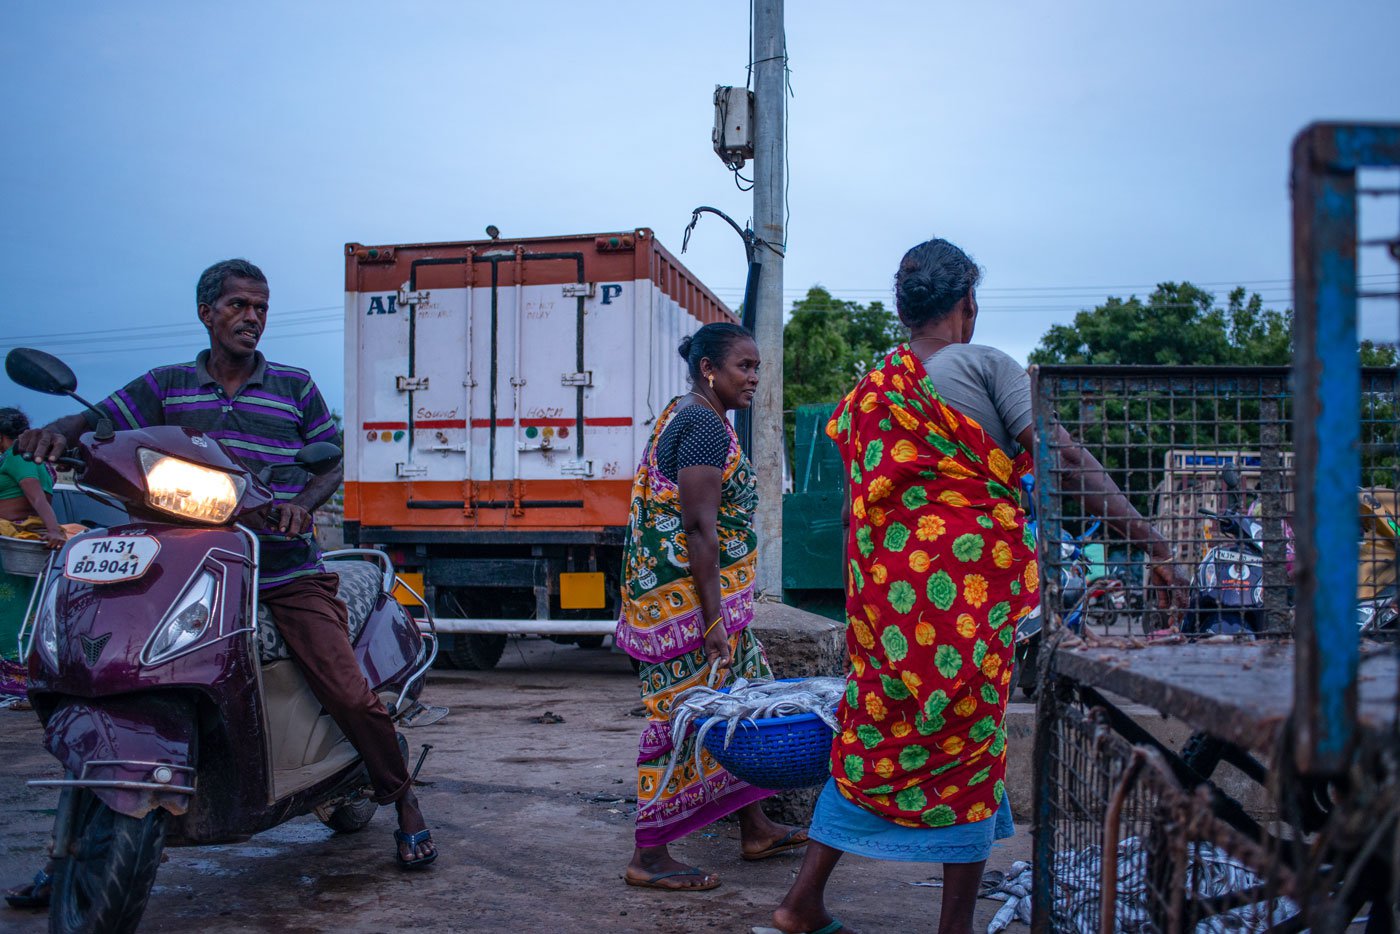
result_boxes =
[1290,122,1400,774]
[1033,689,1312,931]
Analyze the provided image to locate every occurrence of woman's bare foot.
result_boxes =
[624,845,720,890]
[394,790,435,863]
[770,840,851,932]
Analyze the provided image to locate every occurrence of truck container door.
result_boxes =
[463,251,590,488]
[395,275,471,485]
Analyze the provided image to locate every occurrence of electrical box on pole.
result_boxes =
[713,85,755,170]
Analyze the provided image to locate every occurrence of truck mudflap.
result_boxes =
[33,695,196,818]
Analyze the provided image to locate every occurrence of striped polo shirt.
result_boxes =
[89,350,342,590]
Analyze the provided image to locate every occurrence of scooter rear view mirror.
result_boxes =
[5,347,114,441]
[296,442,343,477]
[6,347,77,395]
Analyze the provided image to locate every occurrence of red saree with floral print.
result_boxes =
[825,344,1037,829]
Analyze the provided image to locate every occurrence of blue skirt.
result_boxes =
[808,778,1014,863]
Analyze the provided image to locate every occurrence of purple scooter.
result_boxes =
[6,348,437,934]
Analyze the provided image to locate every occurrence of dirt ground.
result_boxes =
[0,639,1031,933]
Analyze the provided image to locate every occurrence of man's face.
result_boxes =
[199,276,269,359]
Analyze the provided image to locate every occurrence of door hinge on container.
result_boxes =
[560,460,594,477]
[396,462,428,478]
[397,289,430,306]
[561,372,592,387]
[396,376,430,392]
[561,283,595,298]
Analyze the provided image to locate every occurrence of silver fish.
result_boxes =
[987,898,1018,934]
[656,677,844,793]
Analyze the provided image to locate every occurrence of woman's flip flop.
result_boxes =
[750,920,847,934]
[742,827,810,861]
[624,868,721,891]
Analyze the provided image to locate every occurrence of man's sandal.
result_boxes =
[394,829,438,870]
[4,870,53,909]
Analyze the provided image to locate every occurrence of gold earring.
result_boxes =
[708,374,715,388]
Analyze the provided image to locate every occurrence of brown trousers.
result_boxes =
[260,573,411,804]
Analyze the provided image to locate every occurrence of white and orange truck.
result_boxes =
[342,229,735,668]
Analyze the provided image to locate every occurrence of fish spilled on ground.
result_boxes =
[981,861,1033,932]
[1039,838,1298,933]
[656,676,844,794]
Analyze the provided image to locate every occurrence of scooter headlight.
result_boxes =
[138,448,245,524]
[144,571,219,665]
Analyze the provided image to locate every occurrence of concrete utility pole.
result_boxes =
[751,0,785,596]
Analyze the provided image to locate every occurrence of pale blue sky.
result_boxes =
[3,1,1397,424]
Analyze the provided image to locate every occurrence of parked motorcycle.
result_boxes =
[1013,475,1118,698]
[1357,488,1399,638]
[1180,465,1271,636]
[6,348,437,934]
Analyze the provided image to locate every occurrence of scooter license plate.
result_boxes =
[64,535,161,584]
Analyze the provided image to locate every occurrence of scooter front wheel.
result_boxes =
[50,789,167,934]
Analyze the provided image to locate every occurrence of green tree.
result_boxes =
[1029,283,1399,511]
[1028,283,1292,366]
[1361,340,1399,367]
[783,286,904,452]
[784,286,903,408]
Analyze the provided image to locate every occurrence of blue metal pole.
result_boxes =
[1290,122,1400,772]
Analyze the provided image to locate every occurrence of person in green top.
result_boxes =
[0,408,65,548]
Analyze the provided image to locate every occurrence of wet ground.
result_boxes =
[0,639,1030,933]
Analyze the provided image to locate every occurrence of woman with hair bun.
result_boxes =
[769,239,1181,934]
[616,322,809,892]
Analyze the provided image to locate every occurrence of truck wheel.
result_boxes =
[448,634,507,670]
[50,790,167,934]
[318,794,377,834]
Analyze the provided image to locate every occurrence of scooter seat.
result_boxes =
[255,560,384,663]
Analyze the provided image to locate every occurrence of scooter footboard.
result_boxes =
[33,695,196,819]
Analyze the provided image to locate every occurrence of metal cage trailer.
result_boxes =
[1029,122,1400,932]
[342,229,735,667]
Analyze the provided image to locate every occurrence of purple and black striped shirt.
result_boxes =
[89,351,341,590]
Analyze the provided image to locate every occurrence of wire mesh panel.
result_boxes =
[1029,124,1400,933]
[1034,698,1305,933]
[1027,365,1400,641]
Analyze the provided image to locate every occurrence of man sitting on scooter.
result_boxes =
[13,258,436,880]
